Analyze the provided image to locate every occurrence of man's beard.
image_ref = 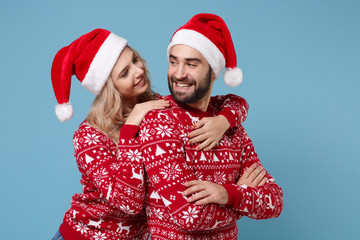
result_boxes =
[168,69,212,104]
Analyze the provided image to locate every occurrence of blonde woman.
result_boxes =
[50,29,250,240]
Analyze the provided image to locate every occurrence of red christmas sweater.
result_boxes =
[58,94,247,240]
[139,95,283,240]
[59,121,149,240]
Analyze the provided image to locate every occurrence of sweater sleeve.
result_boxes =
[139,111,238,231]
[222,126,283,219]
[210,94,249,129]
[74,123,145,215]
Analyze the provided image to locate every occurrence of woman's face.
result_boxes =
[110,47,148,102]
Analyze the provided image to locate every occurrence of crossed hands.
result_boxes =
[183,164,268,205]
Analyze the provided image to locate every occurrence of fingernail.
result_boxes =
[189,140,192,144]
[192,125,196,128]
[196,147,199,151]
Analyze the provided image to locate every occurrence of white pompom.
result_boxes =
[55,102,73,122]
[223,67,243,87]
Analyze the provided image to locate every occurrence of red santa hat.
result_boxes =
[167,13,243,87]
[51,28,128,122]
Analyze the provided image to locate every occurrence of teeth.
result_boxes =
[136,79,144,86]
[177,83,191,88]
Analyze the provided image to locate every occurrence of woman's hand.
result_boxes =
[237,164,268,187]
[183,180,229,205]
[187,115,230,151]
[125,100,170,126]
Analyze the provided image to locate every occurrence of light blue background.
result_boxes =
[1,0,359,239]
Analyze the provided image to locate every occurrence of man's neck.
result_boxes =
[186,94,211,112]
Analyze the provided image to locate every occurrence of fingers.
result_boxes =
[183,181,205,196]
[183,181,218,205]
[252,168,267,186]
[247,165,263,179]
[193,196,214,205]
[237,164,269,187]
[188,129,207,143]
[147,100,171,110]
[187,190,211,203]
[188,118,211,139]
[258,176,268,186]
[194,139,213,151]
[241,164,257,179]
[202,141,218,151]
[192,118,209,129]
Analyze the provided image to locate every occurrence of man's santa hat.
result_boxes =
[167,13,243,87]
[51,28,127,122]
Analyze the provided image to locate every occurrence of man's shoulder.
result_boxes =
[143,107,179,122]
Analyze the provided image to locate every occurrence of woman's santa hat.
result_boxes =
[167,13,243,87]
[51,28,127,122]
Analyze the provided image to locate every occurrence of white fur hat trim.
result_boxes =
[55,102,73,122]
[223,67,243,87]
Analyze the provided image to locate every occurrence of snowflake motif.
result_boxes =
[168,231,176,239]
[110,163,120,171]
[93,168,108,187]
[135,192,142,199]
[119,204,135,214]
[153,208,164,220]
[124,187,133,196]
[84,133,100,145]
[139,127,151,142]
[196,173,204,180]
[160,163,182,181]
[75,222,89,234]
[152,174,160,184]
[181,206,199,224]
[213,171,226,184]
[206,175,212,182]
[73,136,80,150]
[155,125,172,138]
[92,232,107,240]
[125,149,142,163]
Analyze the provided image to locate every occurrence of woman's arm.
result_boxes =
[74,123,145,214]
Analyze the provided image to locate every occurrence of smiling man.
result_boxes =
[139,13,283,239]
[168,45,213,108]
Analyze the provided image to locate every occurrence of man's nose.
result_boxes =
[175,65,187,80]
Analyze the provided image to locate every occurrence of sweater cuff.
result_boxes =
[223,183,248,209]
[120,124,140,140]
[218,110,236,129]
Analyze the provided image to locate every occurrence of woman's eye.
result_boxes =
[133,56,139,63]
[120,70,128,78]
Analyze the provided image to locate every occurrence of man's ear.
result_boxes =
[211,71,216,82]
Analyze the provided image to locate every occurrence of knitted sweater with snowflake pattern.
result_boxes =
[58,94,247,240]
[139,95,283,240]
[59,121,149,240]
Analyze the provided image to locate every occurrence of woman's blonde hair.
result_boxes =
[87,46,155,145]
